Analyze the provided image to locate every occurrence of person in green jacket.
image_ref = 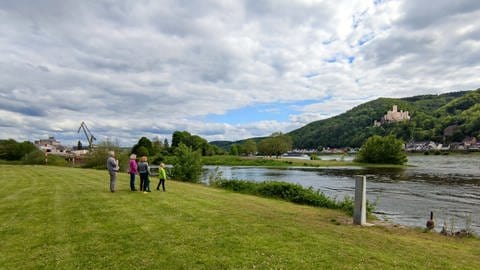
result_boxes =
[156,163,167,191]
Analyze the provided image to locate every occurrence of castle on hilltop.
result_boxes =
[374,105,410,126]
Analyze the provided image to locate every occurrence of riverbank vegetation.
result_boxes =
[201,155,407,168]
[210,178,376,216]
[1,165,478,269]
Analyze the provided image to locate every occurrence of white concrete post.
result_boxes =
[353,175,367,225]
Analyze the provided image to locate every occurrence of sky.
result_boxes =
[1,0,479,147]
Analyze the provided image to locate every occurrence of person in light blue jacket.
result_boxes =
[106,151,119,192]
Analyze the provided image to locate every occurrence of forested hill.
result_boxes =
[210,88,480,149]
[289,88,480,148]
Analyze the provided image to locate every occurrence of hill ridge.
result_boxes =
[211,88,480,149]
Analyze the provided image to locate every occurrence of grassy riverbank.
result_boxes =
[201,155,406,168]
[1,165,479,269]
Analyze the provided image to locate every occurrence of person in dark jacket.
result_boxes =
[137,156,151,192]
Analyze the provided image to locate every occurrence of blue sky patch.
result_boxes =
[325,57,337,63]
[357,32,375,46]
[304,72,320,78]
[204,99,321,124]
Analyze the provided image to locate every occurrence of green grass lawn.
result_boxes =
[1,165,479,269]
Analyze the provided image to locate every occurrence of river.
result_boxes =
[202,154,480,235]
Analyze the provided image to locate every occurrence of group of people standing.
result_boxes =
[106,151,167,193]
[128,154,167,193]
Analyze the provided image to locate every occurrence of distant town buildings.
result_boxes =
[34,136,88,157]
[374,105,410,126]
[34,136,65,153]
[405,140,480,152]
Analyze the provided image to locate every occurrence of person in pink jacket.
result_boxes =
[128,154,138,191]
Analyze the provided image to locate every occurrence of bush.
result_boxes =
[22,150,66,166]
[151,154,164,165]
[171,143,202,183]
[355,135,407,165]
[83,140,128,171]
[0,139,37,160]
[21,150,46,165]
[211,179,373,216]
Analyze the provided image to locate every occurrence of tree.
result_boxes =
[243,140,257,156]
[151,137,163,156]
[229,144,239,156]
[355,135,407,165]
[171,143,202,183]
[191,135,208,154]
[136,146,149,157]
[131,137,153,156]
[0,139,37,161]
[163,138,169,149]
[77,140,83,150]
[171,130,211,155]
[171,131,191,149]
[258,133,293,158]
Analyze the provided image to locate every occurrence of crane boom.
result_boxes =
[77,121,96,149]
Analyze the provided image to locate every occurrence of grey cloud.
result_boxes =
[244,0,332,28]
[198,126,227,136]
[186,44,240,83]
[78,55,133,73]
[0,97,47,117]
[37,65,50,72]
[362,33,436,65]
[399,0,480,30]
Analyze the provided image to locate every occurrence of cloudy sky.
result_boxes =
[1,0,479,146]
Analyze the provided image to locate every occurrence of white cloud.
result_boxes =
[0,0,478,146]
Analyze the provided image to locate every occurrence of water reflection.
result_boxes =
[202,154,480,234]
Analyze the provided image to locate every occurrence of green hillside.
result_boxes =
[289,90,480,148]
[1,165,479,269]
[212,89,480,149]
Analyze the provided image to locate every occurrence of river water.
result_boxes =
[202,155,480,234]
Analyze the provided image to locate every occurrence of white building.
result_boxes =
[34,136,66,153]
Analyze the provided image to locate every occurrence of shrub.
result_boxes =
[22,150,66,166]
[151,154,164,165]
[171,143,202,183]
[355,135,407,165]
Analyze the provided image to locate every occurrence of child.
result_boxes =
[156,163,167,191]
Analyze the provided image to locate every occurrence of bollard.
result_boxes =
[353,175,367,225]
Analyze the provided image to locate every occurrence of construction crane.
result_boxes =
[77,121,96,149]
